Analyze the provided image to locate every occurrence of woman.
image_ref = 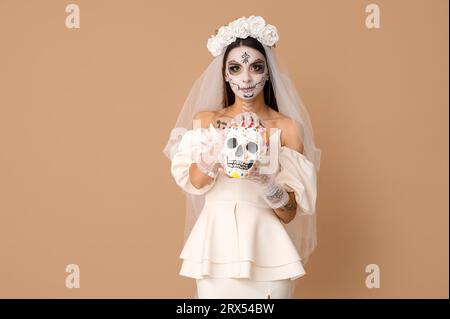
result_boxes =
[163,16,321,299]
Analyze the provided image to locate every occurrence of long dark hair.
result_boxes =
[222,37,278,111]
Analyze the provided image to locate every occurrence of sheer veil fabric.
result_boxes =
[163,44,321,267]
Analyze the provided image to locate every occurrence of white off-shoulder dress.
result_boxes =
[170,128,317,298]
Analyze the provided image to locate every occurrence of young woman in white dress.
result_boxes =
[164,16,321,299]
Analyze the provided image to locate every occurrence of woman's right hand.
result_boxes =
[196,124,226,178]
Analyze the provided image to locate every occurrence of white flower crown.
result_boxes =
[206,16,279,57]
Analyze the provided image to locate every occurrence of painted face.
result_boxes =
[224,46,269,101]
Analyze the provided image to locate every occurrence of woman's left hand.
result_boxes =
[245,160,272,185]
[245,161,290,209]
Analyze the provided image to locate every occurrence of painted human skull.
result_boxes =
[220,120,268,178]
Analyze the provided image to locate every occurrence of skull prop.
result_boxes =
[220,118,268,178]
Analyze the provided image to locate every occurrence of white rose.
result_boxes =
[258,24,279,46]
[206,36,223,57]
[229,17,249,39]
[247,15,266,38]
[217,25,236,45]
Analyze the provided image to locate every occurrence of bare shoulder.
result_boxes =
[193,109,235,130]
[277,117,304,154]
[193,111,216,128]
[260,109,304,153]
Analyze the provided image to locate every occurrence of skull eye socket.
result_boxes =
[227,137,238,149]
[246,141,258,154]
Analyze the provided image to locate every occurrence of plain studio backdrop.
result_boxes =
[0,0,448,298]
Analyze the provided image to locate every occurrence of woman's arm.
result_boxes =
[189,163,215,189]
[189,111,216,189]
[273,118,304,223]
[274,191,297,223]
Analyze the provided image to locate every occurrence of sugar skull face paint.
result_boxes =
[225,46,269,101]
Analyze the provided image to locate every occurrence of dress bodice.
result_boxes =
[204,172,274,209]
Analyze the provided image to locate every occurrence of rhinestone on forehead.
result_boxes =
[241,51,250,64]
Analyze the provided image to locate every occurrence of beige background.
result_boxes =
[0,0,448,298]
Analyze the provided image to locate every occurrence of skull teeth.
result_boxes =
[226,159,254,170]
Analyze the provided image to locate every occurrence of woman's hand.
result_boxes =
[245,161,290,209]
[231,111,265,128]
[196,124,226,178]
